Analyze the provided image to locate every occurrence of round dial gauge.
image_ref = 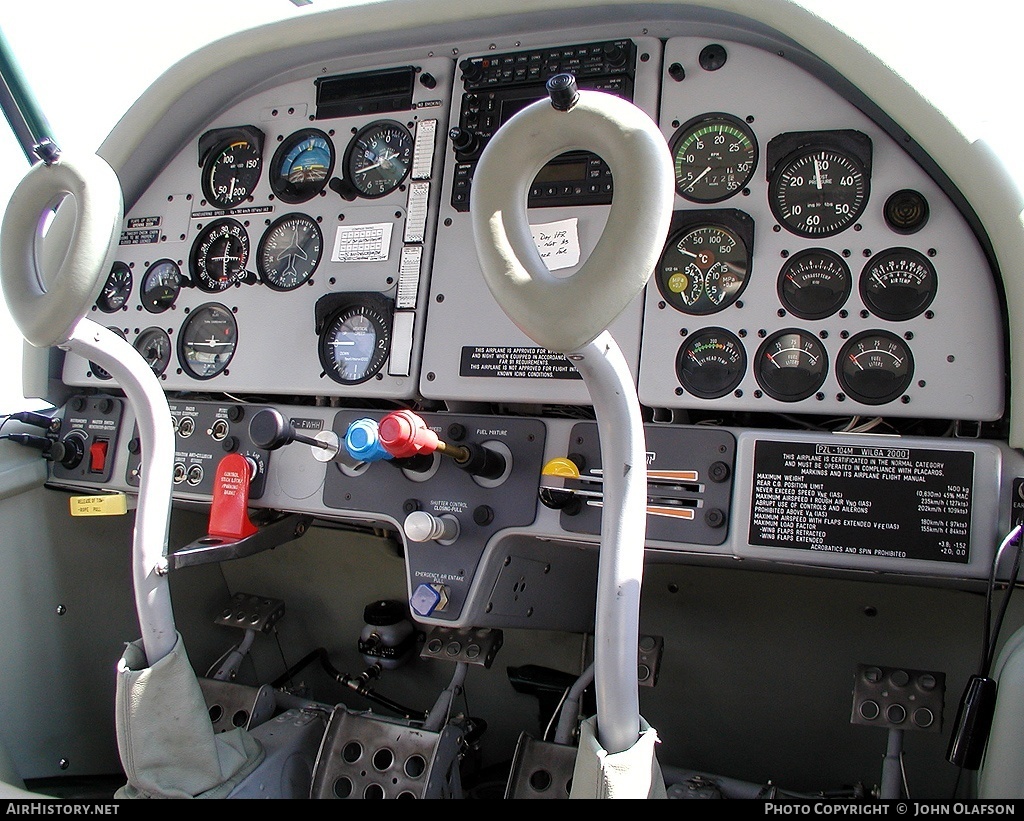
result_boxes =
[190,219,250,292]
[202,135,262,209]
[676,328,746,399]
[859,247,937,321]
[344,120,414,198]
[90,327,126,380]
[178,303,237,380]
[755,329,828,402]
[837,330,914,405]
[257,213,323,291]
[141,259,182,313]
[670,113,757,203]
[271,128,334,203]
[318,303,391,385]
[769,146,868,237]
[777,249,852,320]
[655,224,749,315]
[96,261,132,313]
[133,327,172,377]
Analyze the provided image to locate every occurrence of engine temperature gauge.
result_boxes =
[676,328,746,399]
[837,330,914,405]
[655,220,751,315]
[754,329,828,402]
[777,249,851,320]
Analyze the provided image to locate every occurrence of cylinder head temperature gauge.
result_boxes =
[837,330,914,405]
[754,328,828,402]
[676,328,746,399]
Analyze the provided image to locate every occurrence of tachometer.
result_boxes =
[837,330,914,405]
[270,128,335,203]
[343,120,414,198]
[189,219,250,292]
[96,261,132,313]
[754,329,828,402]
[859,247,937,321]
[670,113,757,203]
[257,213,323,291]
[178,303,237,380]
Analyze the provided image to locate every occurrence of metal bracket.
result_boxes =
[168,512,313,570]
[215,592,286,634]
[420,626,503,667]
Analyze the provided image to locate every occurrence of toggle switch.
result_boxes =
[89,439,108,473]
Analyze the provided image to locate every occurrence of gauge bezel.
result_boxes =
[256,213,323,292]
[766,131,871,239]
[189,218,251,293]
[316,294,393,385]
[669,112,758,204]
[858,247,937,322]
[177,302,238,381]
[141,259,182,314]
[200,129,264,210]
[836,330,915,405]
[133,327,172,377]
[343,119,414,199]
[90,327,126,380]
[654,209,754,316]
[777,248,852,320]
[675,327,747,399]
[96,261,132,313]
[270,128,335,204]
[754,328,829,402]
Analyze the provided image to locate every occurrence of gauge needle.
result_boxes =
[685,167,711,191]
[814,159,823,190]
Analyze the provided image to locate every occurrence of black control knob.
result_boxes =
[419,72,437,89]
[547,73,579,112]
[449,127,479,156]
[58,435,85,469]
[459,58,482,84]
[249,408,332,455]
[603,42,628,67]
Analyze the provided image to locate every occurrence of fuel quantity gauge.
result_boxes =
[676,328,746,399]
[837,331,914,405]
[755,329,828,402]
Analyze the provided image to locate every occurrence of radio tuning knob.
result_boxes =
[449,127,479,156]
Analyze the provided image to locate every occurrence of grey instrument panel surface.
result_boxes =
[59,21,1003,422]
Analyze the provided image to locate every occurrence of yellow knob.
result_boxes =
[542,457,580,478]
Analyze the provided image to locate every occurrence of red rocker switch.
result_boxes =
[207,452,258,540]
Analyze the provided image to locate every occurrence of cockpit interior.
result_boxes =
[1,0,1023,802]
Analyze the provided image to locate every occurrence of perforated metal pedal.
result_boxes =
[850,663,945,733]
[505,733,576,799]
[215,591,285,633]
[199,679,277,732]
